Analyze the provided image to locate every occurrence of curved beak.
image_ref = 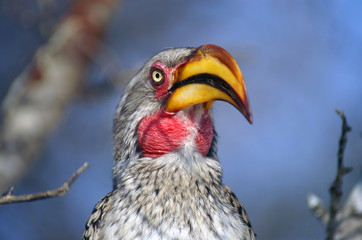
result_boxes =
[166,44,253,124]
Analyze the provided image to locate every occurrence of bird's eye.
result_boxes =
[151,69,164,85]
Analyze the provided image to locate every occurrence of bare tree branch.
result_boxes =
[335,178,362,240]
[307,110,362,240]
[327,110,352,240]
[0,0,120,193]
[0,162,88,204]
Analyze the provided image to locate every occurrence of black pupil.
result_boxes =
[155,73,160,79]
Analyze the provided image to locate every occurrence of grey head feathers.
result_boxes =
[82,46,255,240]
[112,47,219,188]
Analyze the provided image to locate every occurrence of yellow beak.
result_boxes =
[166,44,253,124]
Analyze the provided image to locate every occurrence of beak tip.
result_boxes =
[244,112,253,124]
[239,103,252,124]
[248,116,253,124]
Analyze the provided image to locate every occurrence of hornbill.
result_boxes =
[82,44,255,240]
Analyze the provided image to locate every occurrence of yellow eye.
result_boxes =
[152,70,164,83]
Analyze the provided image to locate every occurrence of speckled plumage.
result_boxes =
[82,47,255,240]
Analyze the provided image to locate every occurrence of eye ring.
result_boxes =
[150,68,165,86]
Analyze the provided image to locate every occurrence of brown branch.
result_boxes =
[307,110,362,239]
[0,162,89,204]
[0,0,120,193]
[326,110,353,240]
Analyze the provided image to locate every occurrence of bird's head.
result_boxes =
[113,44,252,184]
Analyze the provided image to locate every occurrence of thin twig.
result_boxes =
[0,162,89,204]
[326,110,352,240]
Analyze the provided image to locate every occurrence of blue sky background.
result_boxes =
[0,0,362,239]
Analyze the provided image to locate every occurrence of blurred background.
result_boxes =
[0,0,361,239]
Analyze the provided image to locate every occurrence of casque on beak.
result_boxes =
[166,44,253,124]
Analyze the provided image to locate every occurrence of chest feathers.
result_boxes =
[102,152,248,240]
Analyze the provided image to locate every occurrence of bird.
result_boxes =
[82,44,255,240]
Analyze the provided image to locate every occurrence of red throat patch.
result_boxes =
[137,110,213,158]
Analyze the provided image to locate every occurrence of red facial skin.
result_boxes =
[137,61,214,158]
[149,61,173,99]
